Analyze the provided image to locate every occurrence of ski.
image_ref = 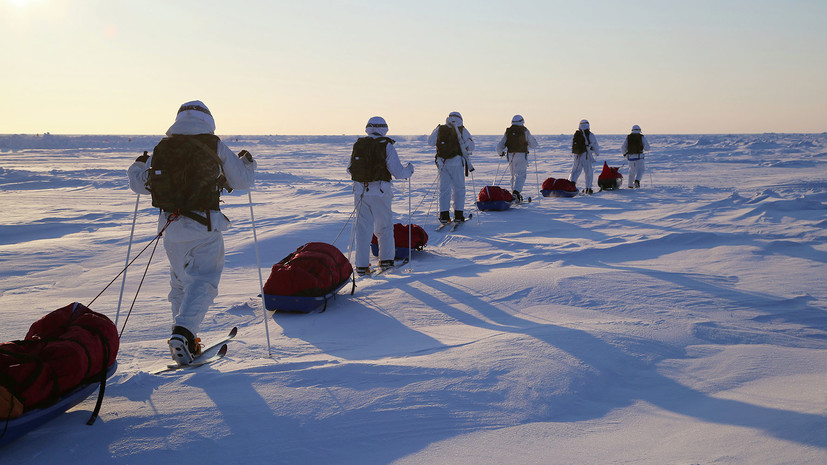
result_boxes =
[150,326,237,374]
[435,222,451,232]
[198,326,238,354]
[368,257,409,277]
[449,213,473,232]
[153,344,228,373]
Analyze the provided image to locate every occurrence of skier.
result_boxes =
[569,119,600,194]
[427,111,475,223]
[348,116,414,275]
[621,124,650,188]
[495,115,539,202]
[127,100,256,365]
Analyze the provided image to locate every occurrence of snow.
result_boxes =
[1,132,826,464]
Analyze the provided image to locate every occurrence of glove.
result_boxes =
[135,151,149,163]
[407,162,414,175]
[499,152,505,157]
[238,150,253,162]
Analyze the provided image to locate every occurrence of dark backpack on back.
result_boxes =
[626,133,644,154]
[572,129,590,154]
[148,134,225,214]
[436,124,461,159]
[349,137,393,183]
[504,125,528,153]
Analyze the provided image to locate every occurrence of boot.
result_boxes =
[453,210,465,222]
[379,260,394,270]
[513,190,522,202]
[169,325,202,365]
[634,180,640,188]
[439,211,451,224]
[355,266,370,276]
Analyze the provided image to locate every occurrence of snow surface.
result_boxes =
[1,132,826,464]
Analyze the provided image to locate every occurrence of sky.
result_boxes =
[2,0,826,135]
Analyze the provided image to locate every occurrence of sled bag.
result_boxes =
[0,303,119,420]
[542,177,577,192]
[478,186,513,202]
[263,242,353,297]
[597,162,623,189]
[371,223,428,250]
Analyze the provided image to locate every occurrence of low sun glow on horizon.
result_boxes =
[2,1,826,135]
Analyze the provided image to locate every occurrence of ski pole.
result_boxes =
[406,176,413,272]
[115,194,140,327]
[493,153,504,186]
[469,168,479,225]
[532,151,541,200]
[422,161,444,228]
[347,189,365,275]
[248,189,272,358]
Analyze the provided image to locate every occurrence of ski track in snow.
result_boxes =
[1,133,826,464]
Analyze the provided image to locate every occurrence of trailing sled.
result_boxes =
[262,242,354,313]
[476,186,513,211]
[541,177,578,198]
[1,302,119,447]
[371,223,428,259]
[597,162,623,191]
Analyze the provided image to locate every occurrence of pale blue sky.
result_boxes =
[2,0,825,134]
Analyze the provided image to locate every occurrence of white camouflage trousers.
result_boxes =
[164,224,224,336]
[438,156,466,213]
[507,152,528,193]
[569,152,594,189]
[628,158,645,186]
[353,183,395,268]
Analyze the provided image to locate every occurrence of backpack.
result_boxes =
[572,129,589,154]
[0,303,119,420]
[626,132,644,154]
[349,137,393,183]
[147,134,226,218]
[436,124,461,159]
[504,125,528,153]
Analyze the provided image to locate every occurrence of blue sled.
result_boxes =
[541,189,578,198]
[0,362,118,448]
[263,278,354,313]
[476,200,512,211]
[370,244,414,259]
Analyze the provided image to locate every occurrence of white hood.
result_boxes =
[446,111,463,128]
[166,100,216,136]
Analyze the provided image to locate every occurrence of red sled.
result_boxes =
[263,242,354,313]
[540,177,578,198]
[597,162,623,191]
[476,186,513,211]
[0,302,119,447]
[371,223,428,259]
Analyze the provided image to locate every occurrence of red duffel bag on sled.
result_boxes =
[597,162,623,191]
[476,186,513,211]
[263,242,354,313]
[541,177,578,197]
[371,223,428,259]
[0,302,119,446]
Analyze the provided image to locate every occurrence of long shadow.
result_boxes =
[400,276,827,449]
[273,293,447,361]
